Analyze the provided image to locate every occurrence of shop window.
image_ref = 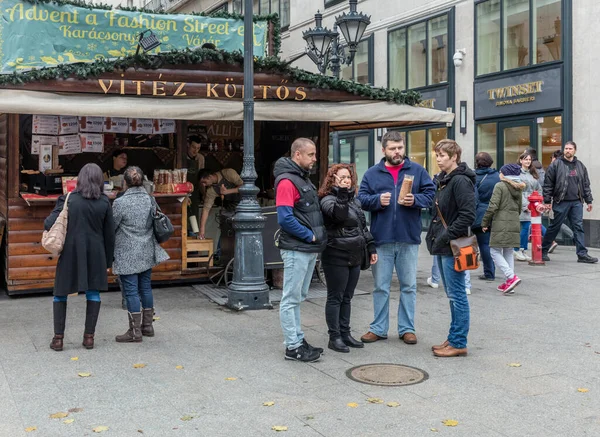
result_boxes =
[388,28,406,90]
[538,115,562,167]
[534,0,562,64]
[391,128,447,177]
[476,0,501,75]
[328,133,373,185]
[476,123,498,165]
[338,36,373,84]
[476,0,562,75]
[504,0,530,70]
[388,13,450,90]
[428,128,447,175]
[408,130,426,171]
[503,124,530,165]
[232,0,260,14]
[259,0,289,29]
[428,15,448,85]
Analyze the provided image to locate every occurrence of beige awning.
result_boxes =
[0,89,454,128]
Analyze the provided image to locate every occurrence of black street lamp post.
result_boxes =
[302,0,370,161]
[226,0,272,311]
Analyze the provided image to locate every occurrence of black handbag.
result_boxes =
[150,196,174,243]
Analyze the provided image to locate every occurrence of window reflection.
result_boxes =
[389,28,406,90]
[534,0,562,64]
[408,22,427,89]
[538,116,562,167]
[428,16,448,84]
[408,131,426,170]
[477,0,501,75]
[504,0,530,70]
[477,123,498,165]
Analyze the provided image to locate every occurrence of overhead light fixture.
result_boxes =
[136,30,161,55]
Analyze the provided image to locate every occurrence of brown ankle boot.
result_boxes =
[50,334,64,351]
[82,334,94,349]
[141,308,154,337]
[115,312,142,343]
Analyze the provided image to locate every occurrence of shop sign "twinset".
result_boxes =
[487,81,544,107]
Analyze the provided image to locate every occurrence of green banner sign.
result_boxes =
[0,0,269,74]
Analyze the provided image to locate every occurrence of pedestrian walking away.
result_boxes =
[541,141,597,263]
[471,152,500,281]
[112,167,170,343]
[481,164,526,294]
[358,131,435,345]
[319,164,378,353]
[426,140,475,357]
[274,138,327,362]
[45,163,115,352]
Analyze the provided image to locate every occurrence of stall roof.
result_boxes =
[0,89,454,130]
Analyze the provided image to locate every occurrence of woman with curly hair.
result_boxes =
[318,164,377,353]
[514,150,543,261]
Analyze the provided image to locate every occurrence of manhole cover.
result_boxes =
[346,363,428,387]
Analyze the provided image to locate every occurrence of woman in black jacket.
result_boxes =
[425,140,476,358]
[319,164,377,353]
[45,163,115,352]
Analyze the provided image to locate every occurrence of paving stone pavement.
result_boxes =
[1,243,599,436]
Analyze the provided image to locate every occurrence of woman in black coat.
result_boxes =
[425,140,476,358]
[45,163,115,352]
[319,164,377,353]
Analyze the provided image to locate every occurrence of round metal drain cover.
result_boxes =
[346,363,428,387]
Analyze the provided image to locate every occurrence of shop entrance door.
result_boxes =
[499,121,535,166]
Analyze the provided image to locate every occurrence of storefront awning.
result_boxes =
[0,89,454,129]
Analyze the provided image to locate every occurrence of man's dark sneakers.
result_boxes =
[542,252,550,262]
[285,344,321,362]
[578,254,599,264]
[303,339,323,354]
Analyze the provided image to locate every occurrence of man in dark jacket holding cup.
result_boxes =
[358,131,435,345]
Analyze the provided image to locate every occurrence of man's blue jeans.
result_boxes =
[431,256,471,289]
[542,200,588,257]
[475,230,495,279]
[436,256,470,349]
[120,269,153,313]
[370,243,418,337]
[280,250,318,350]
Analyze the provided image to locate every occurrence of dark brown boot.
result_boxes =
[141,308,154,337]
[50,334,64,351]
[83,300,101,350]
[115,312,142,343]
[50,301,67,351]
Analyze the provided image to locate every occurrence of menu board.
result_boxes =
[129,118,153,135]
[79,116,104,133]
[104,117,129,133]
[31,135,58,155]
[58,134,82,155]
[153,119,176,134]
[80,133,104,153]
[58,116,79,135]
[32,115,59,135]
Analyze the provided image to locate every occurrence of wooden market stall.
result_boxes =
[0,9,453,295]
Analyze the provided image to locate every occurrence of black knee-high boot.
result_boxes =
[83,301,101,349]
[50,301,67,351]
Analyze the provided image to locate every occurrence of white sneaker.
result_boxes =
[514,249,527,262]
[521,249,532,261]
[427,277,439,289]
[466,288,471,295]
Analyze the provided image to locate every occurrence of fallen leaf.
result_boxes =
[304,416,314,420]
[92,426,109,433]
[68,408,83,413]
[137,430,144,434]
[133,363,146,369]
[70,357,79,361]
[442,419,459,427]
[366,397,384,404]
[63,419,74,424]
[508,363,522,367]
[578,388,589,393]
[175,365,184,370]
[180,415,194,421]
[430,429,439,433]
[78,372,91,377]
[387,402,400,407]
[594,351,600,354]
[49,412,69,419]
[263,401,275,407]
[347,402,359,408]
[272,426,288,432]
[153,316,160,321]
[25,426,37,432]
[225,377,237,381]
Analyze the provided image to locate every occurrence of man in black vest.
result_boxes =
[274,138,327,362]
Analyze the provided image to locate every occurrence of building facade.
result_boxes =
[154,0,598,247]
